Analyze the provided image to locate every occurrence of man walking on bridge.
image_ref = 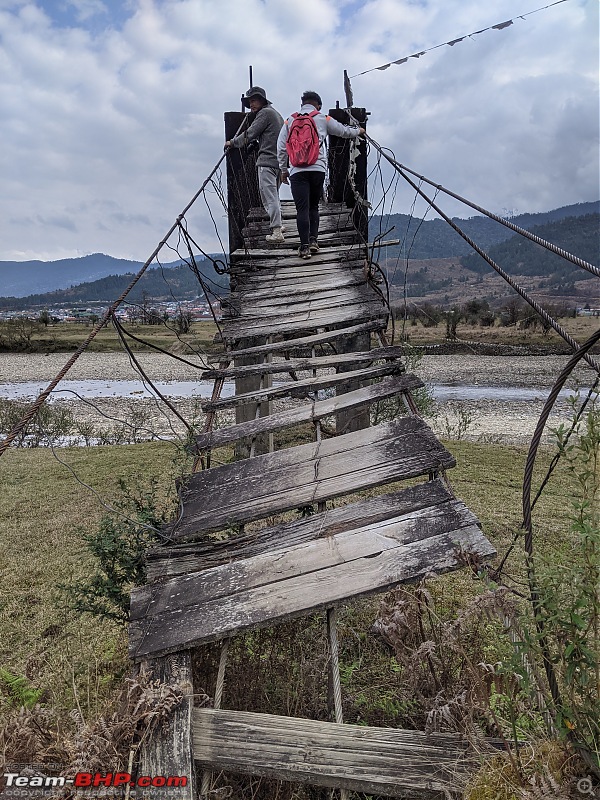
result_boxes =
[225,87,285,244]
[277,91,364,259]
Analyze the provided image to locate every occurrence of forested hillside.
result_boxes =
[460,214,599,286]
[0,260,227,310]
[369,201,598,260]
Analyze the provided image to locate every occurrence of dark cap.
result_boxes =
[242,86,272,108]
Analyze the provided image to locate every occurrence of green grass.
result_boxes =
[0,442,182,716]
[0,438,572,722]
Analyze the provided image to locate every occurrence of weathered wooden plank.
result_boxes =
[216,319,387,359]
[134,499,479,620]
[201,362,404,411]
[246,202,349,223]
[221,301,386,339]
[168,417,456,539]
[228,287,375,318]
[145,478,451,581]
[130,523,492,657]
[191,374,419,451]
[201,346,405,379]
[192,709,477,798]
[232,259,365,292]
[243,213,354,236]
[229,244,365,267]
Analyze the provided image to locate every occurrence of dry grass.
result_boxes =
[389,315,600,349]
[0,435,589,797]
[0,442,180,718]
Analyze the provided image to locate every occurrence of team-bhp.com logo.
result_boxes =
[3,772,187,790]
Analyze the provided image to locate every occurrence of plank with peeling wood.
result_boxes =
[129,513,491,657]
[227,287,376,318]
[168,416,456,539]
[192,709,478,798]
[191,374,418,450]
[201,362,404,411]
[221,301,386,339]
[146,478,451,581]
[134,498,479,619]
[216,319,387,359]
[201,346,405,379]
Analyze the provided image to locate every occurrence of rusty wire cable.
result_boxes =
[0,152,231,457]
[366,135,600,279]
[367,137,600,372]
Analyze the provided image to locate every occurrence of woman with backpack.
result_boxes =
[277,91,365,259]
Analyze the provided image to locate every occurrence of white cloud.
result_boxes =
[0,0,597,262]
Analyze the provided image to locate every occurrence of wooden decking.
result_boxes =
[130,198,495,798]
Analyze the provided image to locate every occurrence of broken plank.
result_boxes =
[133,499,480,621]
[192,709,477,798]
[146,478,451,581]
[130,523,491,657]
[201,362,404,411]
[170,416,456,539]
[217,319,387,359]
[201,346,405,379]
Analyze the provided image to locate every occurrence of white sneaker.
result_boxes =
[266,227,285,243]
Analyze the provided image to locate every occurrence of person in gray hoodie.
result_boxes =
[277,90,364,259]
[225,87,285,243]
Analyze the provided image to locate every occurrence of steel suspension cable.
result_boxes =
[368,144,600,373]
[366,136,600,279]
[0,152,234,456]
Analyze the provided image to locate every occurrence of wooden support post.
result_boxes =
[327,107,371,434]
[234,337,273,458]
[326,107,368,241]
[224,110,261,254]
[137,652,196,800]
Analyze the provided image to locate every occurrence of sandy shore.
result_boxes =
[0,352,594,445]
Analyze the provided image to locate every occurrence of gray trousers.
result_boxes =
[258,166,282,229]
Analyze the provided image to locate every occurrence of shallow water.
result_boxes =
[0,379,580,403]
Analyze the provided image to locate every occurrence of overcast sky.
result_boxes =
[1,0,598,263]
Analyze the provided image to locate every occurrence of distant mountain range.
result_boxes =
[0,201,597,309]
[369,201,599,260]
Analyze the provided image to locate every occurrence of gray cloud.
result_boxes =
[0,0,597,262]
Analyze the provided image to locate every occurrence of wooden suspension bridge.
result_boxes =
[128,107,496,798]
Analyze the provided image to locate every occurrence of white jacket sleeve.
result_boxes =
[325,116,360,139]
[277,121,289,170]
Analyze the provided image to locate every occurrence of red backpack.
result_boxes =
[285,110,321,168]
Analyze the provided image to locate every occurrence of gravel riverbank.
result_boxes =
[0,352,594,445]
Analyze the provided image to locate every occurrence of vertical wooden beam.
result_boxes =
[327,107,371,434]
[234,339,273,458]
[326,107,368,240]
[224,111,261,254]
[137,652,196,799]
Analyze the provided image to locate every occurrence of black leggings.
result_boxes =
[290,171,325,247]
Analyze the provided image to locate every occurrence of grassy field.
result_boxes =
[0,319,221,354]
[1,315,598,354]
[0,437,575,719]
